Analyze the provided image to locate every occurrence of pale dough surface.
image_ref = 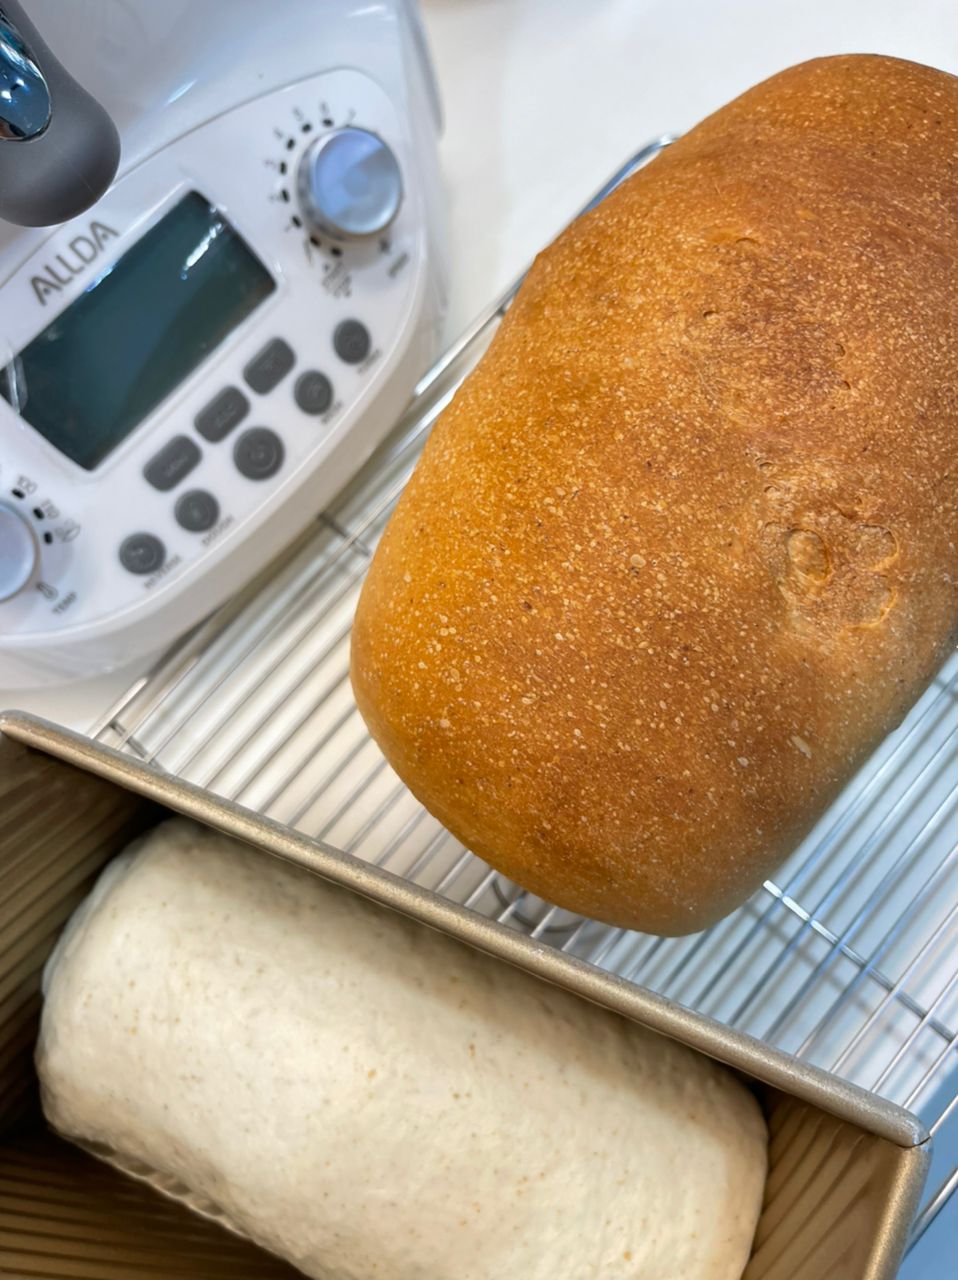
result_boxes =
[37,819,766,1280]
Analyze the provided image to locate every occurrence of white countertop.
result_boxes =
[3,0,956,1266]
[424,0,958,339]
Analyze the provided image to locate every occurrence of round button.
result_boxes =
[0,503,38,601]
[297,127,402,240]
[175,489,220,533]
[119,532,165,576]
[294,370,334,415]
[234,427,285,480]
[333,320,371,365]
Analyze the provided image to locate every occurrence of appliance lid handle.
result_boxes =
[0,3,50,141]
[0,0,119,226]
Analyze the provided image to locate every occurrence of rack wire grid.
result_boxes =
[93,141,958,1249]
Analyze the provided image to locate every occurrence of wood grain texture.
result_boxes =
[0,736,149,1137]
[743,1094,928,1280]
[0,1132,299,1279]
[352,54,958,934]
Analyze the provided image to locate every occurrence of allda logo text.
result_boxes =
[31,221,119,305]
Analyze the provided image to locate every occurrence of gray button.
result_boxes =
[244,338,295,394]
[143,435,201,492]
[294,370,333,415]
[333,319,371,365]
[175,489,220,533]
[234,427,284,480]
[196,386,249,442]
[119,532,165,575]
[0,503,38,601]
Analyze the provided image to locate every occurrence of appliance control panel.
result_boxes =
[0,65,445,685]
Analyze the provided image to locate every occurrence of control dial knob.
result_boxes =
[297,127,402,240]
[0,502,38,602]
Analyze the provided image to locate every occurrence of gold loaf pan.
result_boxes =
[0,712,931,1280]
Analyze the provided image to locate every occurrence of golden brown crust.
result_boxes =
[351,55,958,935]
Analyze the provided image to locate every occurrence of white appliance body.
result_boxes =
[0,0,447,686]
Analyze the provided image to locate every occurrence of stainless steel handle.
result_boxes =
[0,4,51,141]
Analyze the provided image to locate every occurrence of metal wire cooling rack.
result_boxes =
[92,140,958,1249]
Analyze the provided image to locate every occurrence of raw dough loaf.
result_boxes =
[37,819,766,1280]
[351,55,958,934]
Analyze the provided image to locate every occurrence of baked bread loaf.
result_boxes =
[351,54,958,935]
[37,819,766,1280]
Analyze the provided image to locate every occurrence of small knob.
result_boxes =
[0,502,38,601]
[297,127,402,241]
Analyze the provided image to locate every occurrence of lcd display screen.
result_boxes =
[1,192,275,470]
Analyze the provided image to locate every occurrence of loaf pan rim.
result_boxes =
[0,709,931,1155]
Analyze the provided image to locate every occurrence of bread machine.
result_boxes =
[0,0,447,688]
